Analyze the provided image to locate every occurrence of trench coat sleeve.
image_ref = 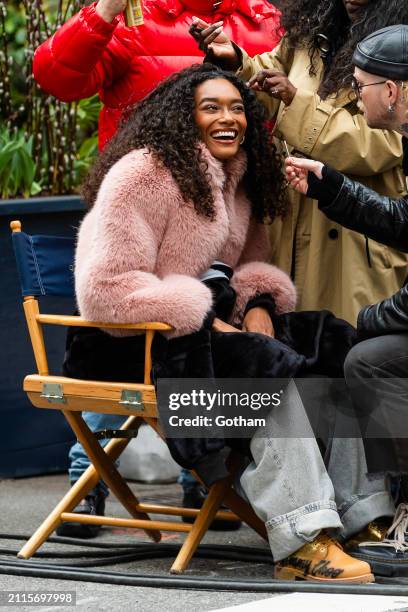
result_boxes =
[236,37,293,119]
[230,219,296,324]
[277,90,402,176]
[75,154,213,338]
[33,3,133,101]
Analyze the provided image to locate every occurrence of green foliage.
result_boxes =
[0,129,41,198]
[77,95,103,132]
[3,2,28,103]
[5,3,25,61]
[72,133,99,186]
[0,1,101,200]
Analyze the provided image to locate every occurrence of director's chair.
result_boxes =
[10,220,267,573]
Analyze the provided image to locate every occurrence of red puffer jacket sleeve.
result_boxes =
[33,3,133,101]
[230,219,296,324]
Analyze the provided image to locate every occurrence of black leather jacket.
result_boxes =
[307,137,408,339]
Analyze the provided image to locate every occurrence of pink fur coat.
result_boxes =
[75,146,296,337]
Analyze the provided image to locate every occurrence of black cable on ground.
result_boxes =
[0,551,273,569]
[2,533,408,594]
[0,534,271,556]
[0,547,274,568]
[2,559,408,595]
[0,533,274,567]
[0,533,153,548]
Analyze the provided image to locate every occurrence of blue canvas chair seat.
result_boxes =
[10,219,266,574]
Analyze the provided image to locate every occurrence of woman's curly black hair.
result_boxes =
[280,0,408,99]
[81,64,286,222]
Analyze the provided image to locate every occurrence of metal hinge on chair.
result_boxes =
[40,383,66,404]
[94,429,141,440]
[119,389,144,411]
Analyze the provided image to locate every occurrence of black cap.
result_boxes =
[353,25,408,80]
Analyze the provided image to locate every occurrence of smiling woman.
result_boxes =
[62,63,391,583]
[81,64,286,221]
[194,79,247,160]
[69,62,299,461]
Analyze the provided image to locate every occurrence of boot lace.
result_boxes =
[358,503,408,552]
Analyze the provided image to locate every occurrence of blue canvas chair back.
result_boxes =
[12,230,75,298]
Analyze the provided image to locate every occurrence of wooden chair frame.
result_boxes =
[11,220,267,574]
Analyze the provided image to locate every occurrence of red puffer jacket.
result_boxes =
[33,0,283,149]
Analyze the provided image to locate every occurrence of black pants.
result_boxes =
[344,333,408,475]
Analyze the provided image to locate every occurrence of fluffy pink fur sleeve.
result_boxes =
[75,152,213,338]
[230,219,296,324]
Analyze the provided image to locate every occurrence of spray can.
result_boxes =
[125,0,144,26]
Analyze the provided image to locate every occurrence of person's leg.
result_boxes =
[178,468,198,493]
[68,411,127,497]
[287,376,396,540]
[239,380,343,560]
[326,435,395,539]
[57,411,127,538]
[238,380,374,581]
[344,334,408,468]
[311,374,396,541]
[341,336,408,575]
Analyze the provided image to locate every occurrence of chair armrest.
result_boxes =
[36,314,172,331]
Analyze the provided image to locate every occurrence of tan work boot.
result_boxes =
[344,518,390,551]
[274,533,374,583]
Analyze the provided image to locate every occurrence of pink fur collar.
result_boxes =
[197,143,247,192]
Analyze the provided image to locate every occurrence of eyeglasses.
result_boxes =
[350,76,387,100]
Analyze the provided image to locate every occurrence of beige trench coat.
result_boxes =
[238,38,408,325]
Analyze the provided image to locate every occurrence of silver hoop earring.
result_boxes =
[240,135,245,145]
[388,104,396,113]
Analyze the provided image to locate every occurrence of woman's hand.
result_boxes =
[189,17,240,70]
[212,317,242,333]
[96,0,127,23]
[242,307,275,337]
[285,157,324,195]
[247,70,297,106]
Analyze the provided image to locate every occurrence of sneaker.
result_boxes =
[347,504,408,577]
[56,491,106,539]
[274,533,374,583]
[182,486,241,531]
[390,503,408,543]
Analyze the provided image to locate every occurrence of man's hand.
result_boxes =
[189,17,240,70]
[242,307,275,337]
[212,317,242,333]
[247,69,297,106]
[285,157,324,195]
[96,0,127,23]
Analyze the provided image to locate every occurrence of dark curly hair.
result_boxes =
[281,0,408,99]
[81,64,286,222]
